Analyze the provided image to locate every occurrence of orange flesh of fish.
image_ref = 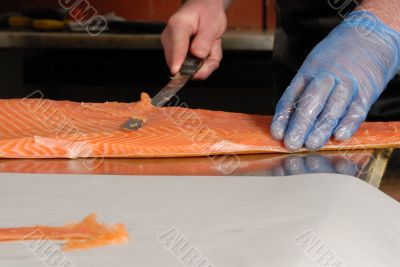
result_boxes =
[0,213,129,251]
[0,93,399,158]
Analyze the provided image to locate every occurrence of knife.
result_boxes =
[122,54,203,130]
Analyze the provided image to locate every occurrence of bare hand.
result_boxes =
[161,0,227,79]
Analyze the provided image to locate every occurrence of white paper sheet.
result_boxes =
[0,173,399,267]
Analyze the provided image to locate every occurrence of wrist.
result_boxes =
[359,2,400,32]
[345,11,400,74]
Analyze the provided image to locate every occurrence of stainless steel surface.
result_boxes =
[0,149,397,198]
[0,149,389,179]
[359,148,393,188]
[0,31,275,51]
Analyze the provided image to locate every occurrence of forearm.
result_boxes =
[360,0,400,31]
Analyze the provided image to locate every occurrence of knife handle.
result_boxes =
[179,54,203,76]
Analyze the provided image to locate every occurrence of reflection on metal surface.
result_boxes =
[0,150,383,181]
[359,148,393,188]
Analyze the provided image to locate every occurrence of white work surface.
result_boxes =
[0,173,399,267]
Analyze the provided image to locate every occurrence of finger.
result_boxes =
[193,39,222,80]
[270,75,307,141]
[334,98,369,141]
[333,158,357,176]
[304,154,335,173]
[305,81,356,150]
[271,166,286,176]
[284,74,336,151]
[161,18,193,75]
[283,156,307,175]
[190,18,218,59]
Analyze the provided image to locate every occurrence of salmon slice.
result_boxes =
[0,93,399,158]
[0,213,129,251]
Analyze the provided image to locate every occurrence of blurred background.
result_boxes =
[0,0,275,28]
[0,0,278,115]
[0,0,398,119]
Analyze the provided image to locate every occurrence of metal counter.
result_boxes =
[0,148,397,200]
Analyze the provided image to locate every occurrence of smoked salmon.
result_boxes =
[0,93,399,158]
[0,213,129,251]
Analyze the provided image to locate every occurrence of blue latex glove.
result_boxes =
[271,154,357,177]
[271,11,400,151]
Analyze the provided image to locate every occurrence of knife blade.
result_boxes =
[122,54,203,130]
[151,54,203,107]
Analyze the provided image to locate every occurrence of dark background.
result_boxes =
[0,0,399,119]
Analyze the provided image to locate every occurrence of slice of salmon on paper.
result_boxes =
[0,213,129,251]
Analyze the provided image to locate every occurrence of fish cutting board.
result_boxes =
[0,173,400,267]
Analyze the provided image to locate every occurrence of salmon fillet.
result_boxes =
[0,213,129,251]
[0,93,399,158]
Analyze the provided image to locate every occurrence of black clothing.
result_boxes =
[274,0,363,69]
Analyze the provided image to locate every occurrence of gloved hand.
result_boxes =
[161,0,227,79]
[271,154,358,177]
[271,11,400,151]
